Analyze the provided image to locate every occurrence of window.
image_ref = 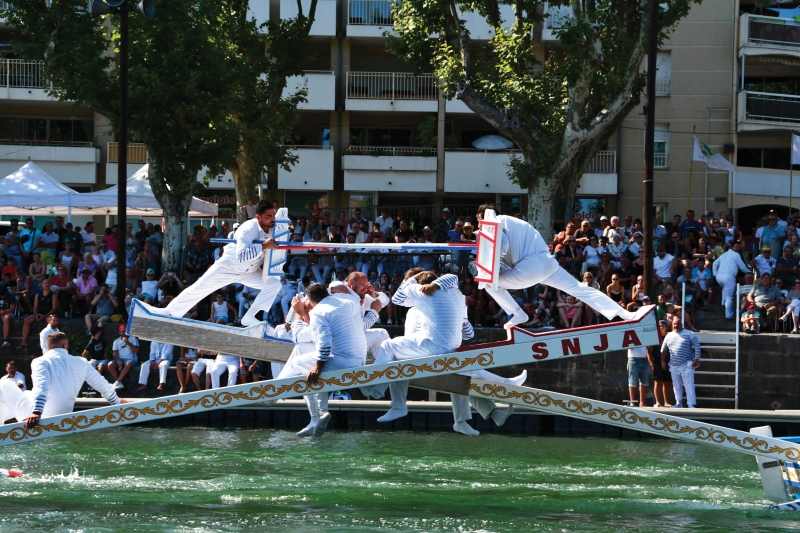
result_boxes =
[0,117,46,141]
[0,117,93,144]
[350,127,412,147]
[655,52,670,96]
[738,148,791,170]
[654,124,669,168]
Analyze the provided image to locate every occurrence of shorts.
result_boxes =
[112,357,136,368]
[214,315,228,321]
[90,359,108,369]
[87,314,111,324]
[240,358,261,375]
[627,358,650,387]
[652,364,672,382]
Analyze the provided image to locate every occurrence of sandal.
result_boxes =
[653,403,662,408]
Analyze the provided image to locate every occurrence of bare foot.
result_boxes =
[156,384,165,391]
[137,385,147,392]
[639,402,647,408]
[179,387,186,394]
[664,403,673,408]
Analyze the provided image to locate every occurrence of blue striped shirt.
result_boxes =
[660,329,701,368]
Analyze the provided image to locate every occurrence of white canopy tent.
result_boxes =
[77,164,219,217]
[0,162,87,218]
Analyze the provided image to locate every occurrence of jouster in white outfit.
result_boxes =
[164,217,281,326]
[138,341,174,387]
[0,379,32,424]
[364,274,464,421]
[30,348,120,417]
[712,248,751,319]
[483,215,635,326]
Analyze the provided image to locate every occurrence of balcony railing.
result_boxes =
[0,59,46,89]
[108,142,148,163]
[655,79,670,96]
[347,145,437,156]
[347,71,438,100]
[744,91,800,124]
[746,14,800,49]
[348,0,396,25]
[0,139,92,147]
[585,150,616,173]
[654,152,668,168]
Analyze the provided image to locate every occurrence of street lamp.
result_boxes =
[90,0,154,310]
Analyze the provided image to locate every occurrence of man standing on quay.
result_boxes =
[660,315,701,409]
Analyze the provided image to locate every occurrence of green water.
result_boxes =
[0,428,796,532]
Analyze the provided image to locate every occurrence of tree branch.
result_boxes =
[564,2,603,132]
[305,0,319,33]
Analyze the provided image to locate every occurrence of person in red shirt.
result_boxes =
[1,257,19,278]
[104,225,119,255]
[49,264,75,314]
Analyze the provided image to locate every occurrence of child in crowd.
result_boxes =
[741,302,761,334]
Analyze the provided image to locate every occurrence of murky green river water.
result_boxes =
[0,427,796,532]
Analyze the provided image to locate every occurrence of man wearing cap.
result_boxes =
[594,216,610,240]
[747,272,781,331]
[751,245,777,278]
[629,231,644,258]
[164,200,283,327]
[475,203,637,327]
[109,325,139,389]
[228,222,240,239]
[439,207,452,229]
[713,241,751,320]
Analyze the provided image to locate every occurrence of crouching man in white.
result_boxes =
[476,203,636,328]
[19,332,127,429]
[363,271,464,423]
[137,341,174,392]
[278,283,367,437]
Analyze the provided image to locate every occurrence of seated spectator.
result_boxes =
[747,272,781,332]
[653,247,676,288]
[779,279,800,334]
[692,260,713,311]
[1,256,19,279]
[137,341,173,392]
[741,302,761,334]
[556,236,582,279]
[123,266,139,308]
[208,291,238,325]
[209,352,239,388]
[557,295,583,328]
[739,271,756,313]
[77,252,100,280]
[13,270,34,313]
[183,240,210,282]
[606,274,626,309]
[476,287,502,327]
[607,233,628,267]
[85,283,118,330]
[238,358,261,383]
[71,267,98,315]
[82,325,108,374]
[190,349,218,391]
[1,360,25,390]
[50,264,75,313]
[460,273,478,314]
[157,271,184,307]
[109,325,139,390]
[28,252,49,284]
[691,237,713,269]
[580,272,601,325]
[655,293,676,323]
[614,256,635,299]
[135,242,160,281]
[554,222,577,247]
[176,347,198,393]
[581,235,604,274]
[596,253,615,288]
[751,245,776,278]
[518,299,551,328]
[627,275,646,312]
[20,279,58,349]
[0,285,16,347]
[136,268,159,305]
[574,220,593,245]
[776,245,800,287]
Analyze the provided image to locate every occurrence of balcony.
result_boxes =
[0,59,57,101]
[343,146,437,192]
[739,13,800,59]
[278,146,334,190]
[541,3,573,42]
[346,71,438,112]
[106,142,147,184]
[656,79,670,96]
[347,0,397,38]
[737,90,800,132]
[731,166,800,208]
[0,140,99,184]
[283,70,336,110]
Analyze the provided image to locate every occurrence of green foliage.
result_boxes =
[418,115,438,149]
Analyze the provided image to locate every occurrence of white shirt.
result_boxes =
[307,293,367,363]
[583,245,604,265]
[1,372,26,391]
[627,346,649,359]
[113,335,139,360]
[653,253,674,279]
[497,215,551,268]
[39,325,59,353]
[375,216,393,235]
[222,218,274,273]
[392,274,464,351]
[79,230,97,251]
[141,279,159,297]
[148,341,174,363]
[712,249,750,280]
[31,348,120,416]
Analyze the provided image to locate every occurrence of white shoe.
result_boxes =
[113,381,124,390]
[503,310,528,330]
[490,405,514,426]
[297,423,316,437]
[387,319,393,325]
[453,421,480,436]
[377,408,408,422]
[509,370,527,387]
[240,315,260,327]
[313,412,331,437]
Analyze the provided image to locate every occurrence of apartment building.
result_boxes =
[0,0,793,233]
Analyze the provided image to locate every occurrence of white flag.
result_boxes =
[692,136,734,172]
[792,132,800,166]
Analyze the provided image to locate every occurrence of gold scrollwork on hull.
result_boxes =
[0,352,494,444]
[470,383,800,461]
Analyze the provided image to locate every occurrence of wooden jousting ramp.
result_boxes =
[0,308,659,447]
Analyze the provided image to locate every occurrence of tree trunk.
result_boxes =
[147,158,197,272]
[527,185,556,242]
[231,154,262,223]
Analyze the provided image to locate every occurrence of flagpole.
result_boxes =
[688,126,695,211]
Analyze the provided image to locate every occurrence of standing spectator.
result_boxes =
[184,240,211,282]
[4,219,24,270]
[135,242,160,281]
[627,343,650,407]
[124,223,139,268]
[747,272,781,331]
[1,360,25,390]
[761,211,787,253]
[652,217,667,247]
[104,225,119,255]
[109,325,139,389]
[135,220,148,250]
[35,222,59,264]
[73,268,98,315]
[0,285,16,347]
[651,319,673,407]
[660,315,700,408]
[776,245,800,286]
[99,240,117,292]
[678,210,704,237]
[85,283,118,330]
[82,325,108,374]
[713,241,750,320]
[439,207,452,228]
[80,222,97,254]
[19,218,38,268]
[242,198,257,220]
[751,245,776,278]
[692,260,713,311]
[62,223,83,258]
[556,236,582,279]
[138,341,174,392]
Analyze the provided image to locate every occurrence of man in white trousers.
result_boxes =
[137,341,174,392]
[361,271,464,422]
[278,283,366,437]
[712,241,751,319]
[660,315,701,409]
[209,353,240,388]
[164,200,282,326]
[22,332,127,429]
[475,204,636,328]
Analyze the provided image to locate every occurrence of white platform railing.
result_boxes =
[347,71,438,100]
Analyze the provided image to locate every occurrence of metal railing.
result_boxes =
[0,59,45,89]
[348,0,396,25]
[585,150,616,173]
[346,145,436,156]
[108,142,148,163]
[290,144,333,150]
[0,138,92,147]
[655,79,670,96]
[747,14,800,49]
[654,152,668,168]
[346,71,438,100]
[744,90,800,124]
[545,3,572,29]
